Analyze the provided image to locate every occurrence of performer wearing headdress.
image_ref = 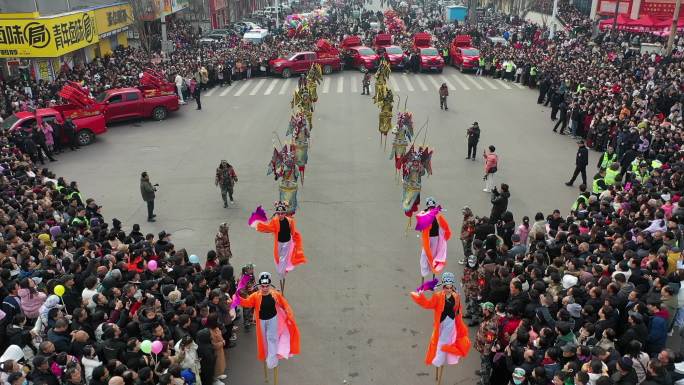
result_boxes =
[286,113,310,184]
[390,111,414,171]
[400,145,433,219]
[411,272,471,385]
[267,144,299,213]
[415,197,451,283]
[240,272,300,385]
[249,202,306,293]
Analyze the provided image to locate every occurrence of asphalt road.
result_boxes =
[50,65,596,385]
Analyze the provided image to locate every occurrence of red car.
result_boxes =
[413,32,444,73]
[4,105,107,146]
[341,36,380,71]
[270,51,342,78]
[373,33,407,69]
[95,87,180,122]
[450,35,480,72]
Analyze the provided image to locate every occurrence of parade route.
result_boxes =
[50,69,597,384]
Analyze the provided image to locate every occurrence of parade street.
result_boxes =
[50,67,596,385]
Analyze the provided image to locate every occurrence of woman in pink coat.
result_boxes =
[18,277,46,320]
[42,122,55,151]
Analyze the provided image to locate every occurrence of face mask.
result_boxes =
[134,289,142,300]
[513,379,523,385]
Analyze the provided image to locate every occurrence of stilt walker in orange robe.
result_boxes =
[249,201,306,293]
[410,272,471,385]
[240,272,300,385]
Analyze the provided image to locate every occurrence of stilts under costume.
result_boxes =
[249,202,306,279]
[400,145,433,218]
[411,272,471,385]
[240,272,300,384]
[286,113,310,184]
[267,144,299,214]
[415,198,451,277]
[390,111,414,170]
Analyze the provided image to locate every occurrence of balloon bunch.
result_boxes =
[384,9,406,35]
[285,14,311,39]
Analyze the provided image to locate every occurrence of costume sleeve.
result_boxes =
[410,291,437,309]
[240,292,258,308]
[256,218,278,234]
[275,292,297,323]
[438,214,451,241]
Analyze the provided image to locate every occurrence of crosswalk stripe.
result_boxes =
[278,79,291,95]
[480,77,498,90]
[204,87,217,96]
[451,74,470,90]
[414,76,428,91]
[234,81,251,96]
[350,76,358,93]
[426,75,440,89]
[336,77,344,93]
[219,86,233,96]
[465,76,484,90]
[264,79,280,95]
[495,79,512,90]
[440,75,456,91]
[322,77,331,93]
[512,81,525,89]
[249,79,267,95]
[390,76,400,92]
[401,75,414,91]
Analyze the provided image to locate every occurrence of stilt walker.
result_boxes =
[267,143,299,213]
[240,272,300,385]
[390,110,414,172]
[415,197,451,284]
[373,59,393,145]
[306,63,322,103]
[286,113,310,184]
[410,272,471,385]
[399,144,433,228]
[249,202,306,293]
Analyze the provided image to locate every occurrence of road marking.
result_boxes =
[401,75,414,91]
[440,75,456,91]
[465,76,484,90]
[249,79,267,95]
[204,87,217,96]
[264,79,280,95]
[414,76,428,91]
[451,74,470,90]
[390,76,400,92]
[480,77,498,90]
[512,81,525,89]
[278,79,291,95]
[426,75,440,89]
[219,86,233,96]
[234,81,251,96]
[322,77,331,93]
[336,77,344,93]
[350,76,358,93]
[495,79,512,90]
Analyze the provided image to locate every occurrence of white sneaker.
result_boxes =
[217,374,227,380]
[230,200,235,204]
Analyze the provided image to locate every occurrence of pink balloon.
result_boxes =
[151,340,163,354]
[147,260,158,271]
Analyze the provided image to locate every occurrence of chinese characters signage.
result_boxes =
[94,4,133,35]
[641,0,676,16]
[598,0,632,14]
[0,11,98,58]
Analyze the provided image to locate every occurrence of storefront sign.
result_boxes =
[597,0,632,14]
[95,4,133,35]
[640,0,676,16]
[0,11,98,58]
[162,0,190,14]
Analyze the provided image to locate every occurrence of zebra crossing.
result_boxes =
[203,71,528,98]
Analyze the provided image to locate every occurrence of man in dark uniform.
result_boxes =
[553,99,569,134]
[566,140,589,187]
[63,118,79,151]
[362,71,371,95]
[466,122,480,160]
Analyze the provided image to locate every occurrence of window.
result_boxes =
[42,115,58,125]
[125,92,140,101]
[108,95,123,104]
[19,118,35,130]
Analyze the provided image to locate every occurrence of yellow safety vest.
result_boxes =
[604,168,619,186]
[593,177,605,194]
[599,152,617,169]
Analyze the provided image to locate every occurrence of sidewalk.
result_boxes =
[524,10,564,29]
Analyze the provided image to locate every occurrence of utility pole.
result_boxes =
[611,0,619,30]
[666,0,682,55]
[275,0,280,29]
[549,0,559,39]
[161,6,168,56]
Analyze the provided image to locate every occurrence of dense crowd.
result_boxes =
[1,0,684,385]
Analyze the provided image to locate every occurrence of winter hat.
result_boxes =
[259,272,272,285]
[567,303,582,318]
[562,274,578,289]
[512,368,526,384]
[426,197,437,208]
[480,302,495,311]
[440,272,455,287]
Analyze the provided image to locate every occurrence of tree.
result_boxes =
[128,0,155,53]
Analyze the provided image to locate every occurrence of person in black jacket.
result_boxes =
[30,356,60,385]
[490,183,510,223]
[566,140,589,187]
[196,329,216,385]
[553,100,568,134]
[466,122,480,160]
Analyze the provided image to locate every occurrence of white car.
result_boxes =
[243,28,269,43]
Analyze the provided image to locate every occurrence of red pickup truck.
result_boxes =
[373,33,407,69]
[2,103,107,147]
[413,32,444,73]
[450,35,480,72]
[95,86,179,122]
[341,36,380,71]
[270,39,342,78]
